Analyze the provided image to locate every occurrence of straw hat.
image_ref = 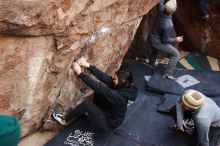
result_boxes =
[182,90,205,110]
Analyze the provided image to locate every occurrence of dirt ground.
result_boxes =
[18,131,57,146]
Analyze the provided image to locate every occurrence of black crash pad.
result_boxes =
[115,91,201,146]
[157,94,180,113]
[193,54,213,71]
[44,116,142,146]
[44,116,113,146]
[130,60,154,89]
[177,53,213,71]
[146,67,220,96]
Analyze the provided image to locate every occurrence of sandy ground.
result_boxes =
[18,131,57,146]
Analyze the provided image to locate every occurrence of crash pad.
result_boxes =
[146,67,220,96]
[130,60,153,89]
[178,53,220,71]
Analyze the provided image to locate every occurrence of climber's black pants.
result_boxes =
[65,99,111,132]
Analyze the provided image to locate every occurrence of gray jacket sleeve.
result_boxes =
[176,102,184,128]
[158,0,165,12]
[162,26,177,44]
[195,118,210,146]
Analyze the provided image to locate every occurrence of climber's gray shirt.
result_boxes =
[176,97,220,146]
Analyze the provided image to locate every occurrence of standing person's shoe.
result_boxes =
[53,112,67,125]
[162,74,177,80]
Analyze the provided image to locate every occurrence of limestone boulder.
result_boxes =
[0,0,158,137]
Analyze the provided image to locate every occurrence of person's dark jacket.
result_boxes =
[79,65,137,129]
[148,0,176,44]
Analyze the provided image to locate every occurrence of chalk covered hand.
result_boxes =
[73,62,82,76]
[77,57,90,68]
[176,121,187,132]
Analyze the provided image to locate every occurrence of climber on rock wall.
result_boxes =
[53,57,137,132]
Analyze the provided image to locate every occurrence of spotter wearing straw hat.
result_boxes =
[182,89,205,110]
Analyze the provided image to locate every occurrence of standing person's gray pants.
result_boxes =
[149,43,180,75]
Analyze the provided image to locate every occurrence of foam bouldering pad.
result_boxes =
[44,116,142,146]
[146,67,220,96]
[207,56,220,72]
[193,54,212,71]
[44,116,113,146]
[178,53,202,71]
[115,92,196,146]
[130,60,153,89]
[157,94,180,113]
[177,53,219,71]
[116,92,170,146]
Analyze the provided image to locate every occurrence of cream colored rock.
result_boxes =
[0,0,158,137]
[0,36,55,136]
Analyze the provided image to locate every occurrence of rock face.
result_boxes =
[123,9,157,61]
[174,0,220,58]
[0,0,158,137]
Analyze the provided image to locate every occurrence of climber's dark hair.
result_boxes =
[114,70,132,88]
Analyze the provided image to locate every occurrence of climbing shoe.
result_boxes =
[52,112,67,125]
